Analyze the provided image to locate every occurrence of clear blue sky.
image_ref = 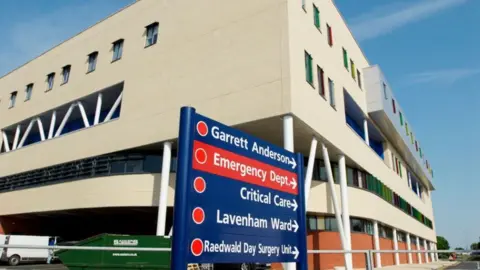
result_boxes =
[0,0,477,249]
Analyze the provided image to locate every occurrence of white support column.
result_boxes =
[55,103,76,137]
[94,93,103,125]
[2,131,10,152]
[416,237,422,264]
[429,242,435,262]
[18,120,35,148]
[77,101,90,128]
[393,228,400,265]
[282,115,296,270]
[423,239,429,263]
[156,141,172,236]
[304,137,318,203]
[48,111,57,139]
[363,118,370,146]
[338,154,353,270]
[321,144,349,270]
[434,243,438,261]
[373,221,381,268]
[12,125,21,150]
[104,91,123,122]
[36,118,46,141]
[406,233,413,264]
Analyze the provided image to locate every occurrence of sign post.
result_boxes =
[171,107,307,270]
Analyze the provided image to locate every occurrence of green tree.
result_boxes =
[455,247,465,250]
[437,236,450,250]
[471,243,479,250]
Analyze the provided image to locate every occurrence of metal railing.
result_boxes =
[0,244,476,270]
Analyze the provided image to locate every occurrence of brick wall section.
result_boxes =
[379,238,395,266]
[397,242,408,264]
[411,243,419,263]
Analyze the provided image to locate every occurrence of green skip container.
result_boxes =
[56,234,171,270]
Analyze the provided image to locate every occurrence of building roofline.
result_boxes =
[0,0,139,80]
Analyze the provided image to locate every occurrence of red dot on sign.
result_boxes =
[192,207,205,224]
[196,121,208,137]
[191,239,203,256]
[194,177,206,193]
[195,148,207,164]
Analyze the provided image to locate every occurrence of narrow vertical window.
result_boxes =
[399,112,404,126]
[419,148,422,158]
[357,69,362,89]
[383,82,388,100]
[399,162,403,177]
[87,52,98,73]
[350,60,356,80]
[9,91,17,108]
[395,157,399,175]
[410,132,414,144]
[112,39,124,61]
[304,51,313,85]
[25,84,33,101]
[392,99,396,113]
[405,122,409,136]
[328,78,335,108]
[342,48,348,70]
[46,73,55,91]
[317,65,325,97]
[145,22,159,47]
[62,65,71,84]
[391,153,396,172]
[313,5,320,29]
[415,141,418,151]
[327,24,333,46]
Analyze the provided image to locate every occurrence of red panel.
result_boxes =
[379,238,395,266]
[411,244,419,263]
[192,140,298,195]
[398,242,409,264]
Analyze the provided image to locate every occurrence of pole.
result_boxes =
[338,155,353,269]
[282,115,296,270]
[373,221,381,268]
[156,141,172,236]
[304,137,318,203]
[321,144,349,269]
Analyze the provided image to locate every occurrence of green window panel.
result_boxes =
[313,5,320,28]
[343,48,348,70]
[399,112,404,126]
[305,51,313,84]
[405,123,409,136]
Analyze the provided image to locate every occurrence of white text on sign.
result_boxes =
[216,210,299,232]
[202,240,299,258]
[240,187,298,211]
[209,125,296,169]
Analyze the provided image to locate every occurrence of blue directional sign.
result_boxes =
[171,107,307,270]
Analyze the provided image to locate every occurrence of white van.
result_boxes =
[0,235,57,266]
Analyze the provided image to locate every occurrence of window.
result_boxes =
[9,91,17,108]
[391,153,396,172]
[357,69,362,88]
[405,122,409,136]
[350,60,356,80]
[317,66,325,97]
[313,5,320,29]
[87,52,98,73]
[325,217,338,231]
[112,39,124,61]
[399,112,403,126]
[346,167,354,186]
[383,82,388,99]
[415,141,418,151]
[327,24,333,46]
[397,231,406,242]
[25,84,33,101]
[145,22,159,47]
[62,65,71,84]
[392,98,396,113]
[342,48,348,70]
[399,161,403,177]
[410,132,414,144]
[46,73,55,91]
[419,148,422,158]
[328,78,335,108]
[308,216,317,231]
[305,51,313,85]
